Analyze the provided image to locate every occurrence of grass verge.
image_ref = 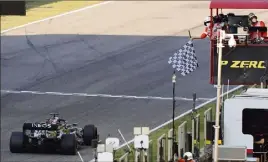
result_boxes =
[1,1,101,31]
[114,86,246,161]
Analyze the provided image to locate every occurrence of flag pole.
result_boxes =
[213,29,224,162]
[168,39,198,161]
[172,69,176,161]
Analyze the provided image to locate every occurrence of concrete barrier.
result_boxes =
[113,86,244,162]
[157,134,166,162]
[178,121,187,159]
[192,113,201,158]
[147,140,153,162]
[167,129,173,160]
[135,150,139,162]
[115,86,243,152]
[204,107,212,146]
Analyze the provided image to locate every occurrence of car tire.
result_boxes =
[60,134,77,155]
[10,132,25,153]
[83,125,97,146]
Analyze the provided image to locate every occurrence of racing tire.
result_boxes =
[83,125,97,146]
[9,132,25,153]
[60,134,77,155]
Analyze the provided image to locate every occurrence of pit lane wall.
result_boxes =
[114,85,245,162]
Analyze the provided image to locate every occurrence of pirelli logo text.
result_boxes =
[221,61,266,69]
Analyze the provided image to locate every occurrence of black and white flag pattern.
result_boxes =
[168,40,198,76]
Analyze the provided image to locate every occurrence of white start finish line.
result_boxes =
[1,90,211,101]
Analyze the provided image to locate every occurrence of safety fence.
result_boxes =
[114,85,244,162]
[116,107,213,162]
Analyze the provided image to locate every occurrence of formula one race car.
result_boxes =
[9,113,98,155]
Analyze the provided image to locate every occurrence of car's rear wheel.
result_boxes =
[61,134,77,155]
[10,132,25,153]
[83,125,97,146]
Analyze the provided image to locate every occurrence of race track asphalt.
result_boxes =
[2,1,267,162]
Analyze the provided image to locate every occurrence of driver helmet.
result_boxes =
[183,152,193,161]
[204,16,212,27]
[249,13,258,23]
[50,117,59,124]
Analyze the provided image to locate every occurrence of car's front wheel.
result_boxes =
[83,125,97,146]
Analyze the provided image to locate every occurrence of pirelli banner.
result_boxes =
[211,45,268,85]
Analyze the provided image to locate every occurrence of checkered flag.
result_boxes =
[168,40,198,76]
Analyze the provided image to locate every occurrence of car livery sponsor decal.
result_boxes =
[31,123,52,129]
[221,61,266,69]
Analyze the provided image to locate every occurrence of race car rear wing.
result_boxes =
[23,123,58,130]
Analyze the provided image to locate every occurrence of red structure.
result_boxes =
[208,0,268,85]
